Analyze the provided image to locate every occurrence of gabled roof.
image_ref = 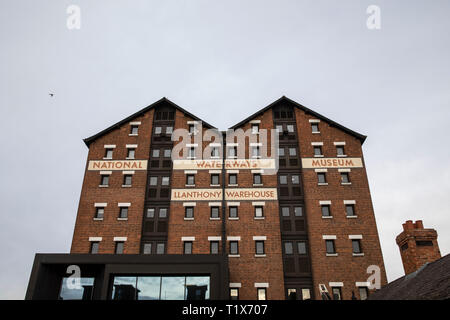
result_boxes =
[229,96,367,144]
[369,254,450,300]
[83,97,216,147]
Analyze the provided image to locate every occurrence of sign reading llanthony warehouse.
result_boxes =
[88,160,148,170]
[301,158,363,169]
[171,188,278,201]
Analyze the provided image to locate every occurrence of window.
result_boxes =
[115,242,124,254]
[156,243,165,254]
[230,288,239,300]
[278,148,285,157]
[284,242,294,254]
[164,149,171,158]
[146,208,155,218]
[352,240,362,254]
[287,288,297,300]
[211,174,219,185]
[289,148,297,156]
[311,123,319,133]
[341,172,350,184]
[143,243,152,254]
[282,207,290,217]
[188,124,195,134]
[297,242,307,255]
[321,205,331,217]
[336,146,345,156]
[184,241,193,254]
[210,207,219,219]
[313,146,322,156]
[119,207,128,219]
[228,146,237,158]
[130,125,139,135]
[252,146,260,158]
[253,173,262,185]
[291,175,299,184]
[159,208,167,218]
[188,147,196,158]
[359,287,369,300]
[294,207,303,217]
[90,242,99,254]
[185,207,194,219]
[280,175,287,184]
[332,287,342,300]
[211,147,219,158]
[161,176,170,186]
[229,174,237,185]
[100,175,109,186]
[317,173,327,184]
[257,288,267,300]
[252,124,259,134]
[104,148,113,159]
[416,240,433,246]
[230,241,239,255]
[276,125,283,133]
[229,206,238,218]
[210,241,219,254]
[165,126,173,134]
[302,289,311,300]
[287,124,295,133]
[346,204,355,217]
[127,148,136,159]
[186,174,195,186]
[95,207,104,219]
[254,206,263,218]
[123,175,132,186]
[326,240,336,254]
[152,149,160,158]
[255,241,265,255]
[154,127,162,134]
[149,176,158,186]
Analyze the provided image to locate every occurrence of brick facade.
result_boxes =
[70,97,386,300]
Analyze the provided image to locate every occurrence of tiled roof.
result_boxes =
[369,253,450,300]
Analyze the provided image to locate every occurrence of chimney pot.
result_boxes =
[415,220,424,229]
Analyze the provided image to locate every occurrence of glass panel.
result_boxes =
[289,148,296,156]
[359,287,368,300]
[143,243,152,254]
[292,175,300,184]
[164,149,171,157]
[346,205,355,216]
[287,288,297,300]
[257,288,266,300]
[314,147,322,155]
[156,243,165,254]
[321,206,330,217]
[211,241,219,254]
[294,207,302,216]
[111,276,137,300]
[281,207,290,217]
[186,276,210,300]
[230,288,239,300]
[166,126,173,134]
[155,127,162,134]
[230,242,238,254]
[256,241,264,254]
[160,277,186,300]
[255,207,263,217]
[279,176,287,184]
[137,276,161,300]
[326,240,335,253]
[284,242,293,254]
[341,173,349,183]
[229,207,237,218]
[147,208,155,218]
[297,242,307,254]
[159,208,167,218]
[211,207,219,218]
[152,149,160,157]
[352,240,361,253]
[59,277,95,300]
[318,173,326,183]
[337,146,345,155]
[184,242,192,254]
[149,177,158,185]
[287,124,294,132]
[311,124,319,132]
[278,148,285,156]
[162,176,170,186]
[302,289,311,300]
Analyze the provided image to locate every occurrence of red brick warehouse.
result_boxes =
[27,96,387,300]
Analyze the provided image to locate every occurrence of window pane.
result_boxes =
[155,127,162,134]
[314,147,322,155]
[341,173,349,183]
[111,276,137,300]
[294,207,302,216]
[292,175,300,184]
[352,240,361,253]
[297,242,307,254]
[278,148,285,156]
[186,276,210,300]
[161,277,185,300]
[256,241,264,254]
[101,175,109,185]
[185,207,194,218]
[120,208,128,218]
[211,241,219,254]
[150,177,157,185]
[287,124,294,132]
[346,205,355,216]
[311,123,319,132]
[128,149,135,159]
[337,146,345,155]
[166,126,173,134]
[321,206,330,217]
[318,173,326,183]
[302,289,311,300]
[229,174,237,184]
[255,207,263,217]
[59,277,94,300]
[159,208,167,218]
[253,174,262,184]
[359,287,368,300]
[276,125,283,132]
[143,243,152,254]
[164,149,171,157]
[280,176,287,184]
[257,288,266,300]
[326,240,335,253]
[284,242,293,254]
[230,242,238,254]
[230,288,239,300]
[152,149,160,157]
[229,207,238,218]
[137,276,161,300]
[211,207,219,218]
[115,242,124,254]
[289,148,296,156]
[91,242,99,254]
[187,175,195,185]
[162,176,170,185]
[184,242,192,254]
[211,174,219,185]
[146,208,155,218]
[131,126,139,134]
[156,243,165,254]
[282,207,290,217]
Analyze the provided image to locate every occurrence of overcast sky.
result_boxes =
[1,0,449,299]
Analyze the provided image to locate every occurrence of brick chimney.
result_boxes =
[396,220,441,275]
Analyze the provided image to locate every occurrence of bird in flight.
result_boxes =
[49,93,54,97]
